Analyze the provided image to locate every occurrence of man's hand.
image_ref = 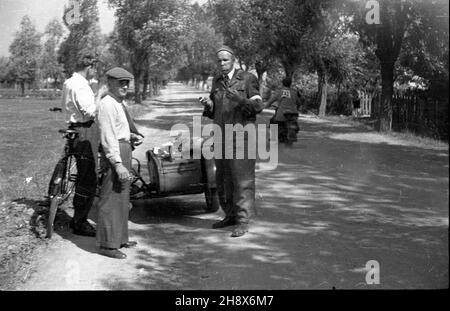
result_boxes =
[99,156,109,174]
[199,97,213,109]
[114,163,130,181]
[130,133,144,147]
[225,89,243,103]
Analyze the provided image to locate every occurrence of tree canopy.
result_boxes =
[40,19,65,89]
[108,0,190,103]
[58,0,102,76]
[8,15,42,95]
[1,0,447,137]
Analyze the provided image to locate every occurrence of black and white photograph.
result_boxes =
[0,0,448,299]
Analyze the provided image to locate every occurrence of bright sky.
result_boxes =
[0,0,208,57]
[0,0,116,57]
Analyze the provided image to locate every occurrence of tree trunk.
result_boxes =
[134,83,141,103]
[20,81,25,96]
[318,71,328,117]
[133,68,143,104]
[201,74,209,91]
[371,88,381,120]
[131,55,145,104]
[142,71,149,100]
[379,62,395,132]
[152,77,158,96]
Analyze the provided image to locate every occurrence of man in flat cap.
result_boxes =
[96,67,143,259]
[62,51,103,237]
[201,45,264,237]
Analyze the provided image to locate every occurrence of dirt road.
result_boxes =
[18,83,448,290]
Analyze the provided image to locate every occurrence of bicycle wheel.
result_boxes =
[60,154,77,202]
[46,155,77,238]
[46,195,60,238]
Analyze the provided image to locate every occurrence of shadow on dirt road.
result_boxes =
[95,83,448,290]
[19,83,448,290]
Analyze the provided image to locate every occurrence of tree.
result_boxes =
[109,0,190,103]
[101,27,131,71]
[249,0,334,79]
[303,6,348,117]
[398,0,449,97]
[349,0,449,131]
[58,0,102,77]
[211,0,274,85]
[211,0,255,69]
[40,19,65,89]
[178,4,222,89]
[349,0,411,131]
[8,16,42,95]
[0,57,10,84]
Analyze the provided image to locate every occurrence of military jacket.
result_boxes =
[203,69,263,128]
[268,87,301,122]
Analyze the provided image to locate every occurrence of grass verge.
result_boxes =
[0,97,151,289]
[323,115,449,150]
[0,98,65,289]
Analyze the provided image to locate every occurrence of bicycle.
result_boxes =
[47,129,220,238]
[46,128,79,238]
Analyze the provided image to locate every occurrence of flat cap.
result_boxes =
[216,45,235,55]
[105,67,134,80]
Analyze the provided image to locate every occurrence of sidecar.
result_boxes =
[129,144,219,212]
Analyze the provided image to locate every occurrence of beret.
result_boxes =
[216,45,235,55]
[105,67,134,80]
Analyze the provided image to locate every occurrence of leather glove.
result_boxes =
[114,163,130,181]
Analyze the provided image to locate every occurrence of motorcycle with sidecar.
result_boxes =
[129,138,219,212]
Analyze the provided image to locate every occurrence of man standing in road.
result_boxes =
[96,67,143,259]
[201,46,264,237]
[62,52,102,237]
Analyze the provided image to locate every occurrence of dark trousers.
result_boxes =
[270,115,299,142]
[96,141,131,249]
[215,158,256,224]
[72,126,98,224]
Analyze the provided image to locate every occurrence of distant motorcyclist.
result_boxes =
[264,77,301,144]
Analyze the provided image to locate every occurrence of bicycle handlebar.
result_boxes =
[59,129,79,140]
[58,129,78,134]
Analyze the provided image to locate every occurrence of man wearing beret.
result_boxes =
[201,46,264,237]
[62,51,103,237]
[96,67,143,259]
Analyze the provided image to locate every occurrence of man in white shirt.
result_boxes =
[96,67,143,259]
[62,52,102,237]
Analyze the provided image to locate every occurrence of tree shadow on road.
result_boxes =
[98,93,449,290]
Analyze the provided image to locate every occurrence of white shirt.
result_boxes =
[98,94,131,164]
[227,68,235,81]
[62,72,96,123]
